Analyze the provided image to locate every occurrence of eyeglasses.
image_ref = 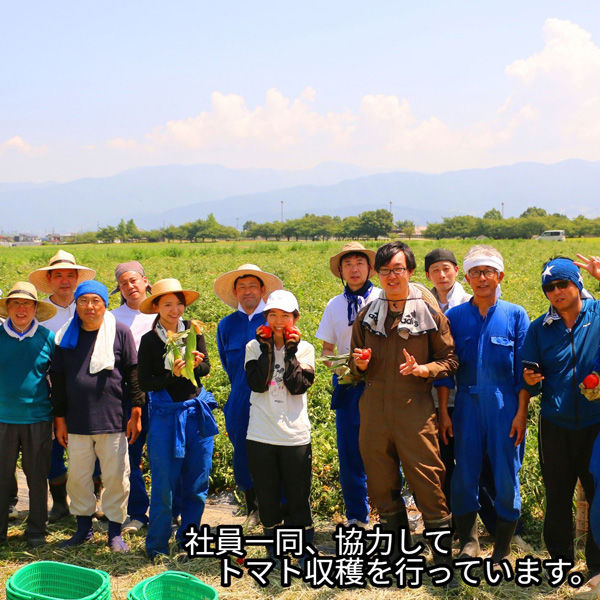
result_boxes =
[378,267,407,277]
[76,297,104,307]
[468,268,498,279]
[542,280,570,293]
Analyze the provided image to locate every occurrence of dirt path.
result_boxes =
[15,469,245,526]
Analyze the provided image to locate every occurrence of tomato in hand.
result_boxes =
[284,325,300,340]
[358,348,372,361]
[258,325,273,339]
[583,373,600,389]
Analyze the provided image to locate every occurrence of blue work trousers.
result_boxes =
[451,388,523,522]
[332,378,369,523]
[224,394,253,492]
[127,403,149,524]
[146,399,215,557]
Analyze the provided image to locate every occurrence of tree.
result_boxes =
[358,209,394,239]
[520,206,547,218]
[483,208,503,220]
[396,219,415,238]
[97,225,117,243]
[116,219,128,240]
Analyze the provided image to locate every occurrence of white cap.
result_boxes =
[263,289,299,314]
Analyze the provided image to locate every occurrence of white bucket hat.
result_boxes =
[263,290,300,314]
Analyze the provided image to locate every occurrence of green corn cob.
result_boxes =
[182,324,198,387]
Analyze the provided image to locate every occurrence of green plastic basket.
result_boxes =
[128,571,217,600]
[6,562,110,600]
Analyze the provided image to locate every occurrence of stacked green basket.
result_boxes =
[127,571,218,600]
[6,562,110,600]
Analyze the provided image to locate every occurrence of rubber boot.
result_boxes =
[245,488,257,513]
[48,477,70,523]
[424,515,458,589]
[379,509,411,562]
[299,527,315,571]
[60,515,94,547]
[263,527,280,568]
[244,488,260,528]
[455,511,480,558]
[491,519,518,563]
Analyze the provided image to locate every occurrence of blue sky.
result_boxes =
[1,1,600,181]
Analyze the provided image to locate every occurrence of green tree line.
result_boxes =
[70,206,600,244]
[425,206,600,239]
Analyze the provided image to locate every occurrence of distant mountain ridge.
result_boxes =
[0,160,598,234]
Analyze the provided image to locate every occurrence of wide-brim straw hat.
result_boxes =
[214,264,283,309]
[140,278,200,314]
[329,242,376,278]
[28,250,96,294]
[0,281,58,322]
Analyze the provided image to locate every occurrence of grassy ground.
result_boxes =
[1,238,600,599]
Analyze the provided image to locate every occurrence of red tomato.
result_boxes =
[359,348,372,361]
[258,325,272,339]
[284,325,300,340]
[236,557,245,565]
[583,373,600,389]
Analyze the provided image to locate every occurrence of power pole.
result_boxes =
[280,200,284,222]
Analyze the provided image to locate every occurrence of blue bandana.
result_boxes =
[343,280,373,326]
[541,258,584,293]
[59,280,107,349]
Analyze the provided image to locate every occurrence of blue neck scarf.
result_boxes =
[343,280,373,326]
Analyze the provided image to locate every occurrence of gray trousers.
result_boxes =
[0,421,52,540]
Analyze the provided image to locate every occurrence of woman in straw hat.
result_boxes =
[138,279,218,558]
[0,282,57,548]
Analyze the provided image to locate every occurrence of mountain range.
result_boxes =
[0,159,598,235]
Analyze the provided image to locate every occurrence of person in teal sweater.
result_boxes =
[0,282,57,548]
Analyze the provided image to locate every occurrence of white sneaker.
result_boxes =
[346,519,369,529]
[511,534,533,553]
[122,518,145,533]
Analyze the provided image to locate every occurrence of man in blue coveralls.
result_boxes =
[215,264,283,524]
[522,255,600,589]
[316,242,396,528]
[437,245,530,563]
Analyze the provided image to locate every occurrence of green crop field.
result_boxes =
[1,238,599,599]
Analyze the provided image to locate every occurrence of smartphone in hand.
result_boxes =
[522,360,542,374]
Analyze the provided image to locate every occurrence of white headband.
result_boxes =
[463,255,504,275]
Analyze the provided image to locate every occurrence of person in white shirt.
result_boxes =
[316,242,388,529]
[111,261,156,533]
[245,290,315,566]
[27,249,96,522]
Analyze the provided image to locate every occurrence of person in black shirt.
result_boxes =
[51,280,144,553]
[138,278,217,559]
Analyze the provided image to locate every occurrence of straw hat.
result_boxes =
[140,279,199,314]
[0,281,57,322]
[28,250,96,294]
[329,242,376,278]
[214,264,283,309]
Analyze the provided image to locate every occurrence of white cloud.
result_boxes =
[0,136,47,157]
[506,18,600,89]
[4,18,600,181]
[110,16,600,174]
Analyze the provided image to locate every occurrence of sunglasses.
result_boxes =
[542,280,570,293]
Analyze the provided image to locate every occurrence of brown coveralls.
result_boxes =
[350,299,458,522]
